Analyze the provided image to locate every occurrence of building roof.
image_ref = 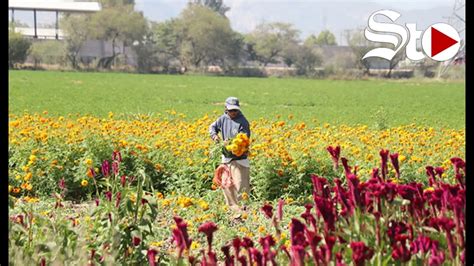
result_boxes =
[9,0,101,12]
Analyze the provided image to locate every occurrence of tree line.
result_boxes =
[9,0,447,78]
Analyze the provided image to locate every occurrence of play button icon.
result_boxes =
[422,23,461,61]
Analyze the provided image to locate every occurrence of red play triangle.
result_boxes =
[431,27,458,57]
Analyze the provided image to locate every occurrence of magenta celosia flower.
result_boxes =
[112,150,122,162]
[147,249,157,266]
[391,241,411,263]
[336,252,346,266]
[241,237,254,249]
[370,168,382,182]
[426,166,437,187]
[389,153,400,178]
[121,175,127,187]
[379,149,389,181]
[350,241,374,266]
[232,237,241,259]
[450,157,465,175]
[171,216,192,258]
[387,220,408,246]
[304,228,322,265]
[95,198,100,206]
[290,245,306,266]
[249,247,263,266]
[429,217,456,259]
[105,191,112,201]
[313,196,336,233]
[237,255,247,266]
[290,218,307,246]
[112,161,119,176]
[347,174,361,209]
[221,245,234,266]
[261,203,273,219]
[115,192,121,208]
[133,236,141,246]
[341,157,352,178]
[277,198,284,222]
[334,179,354,217]
[327,145,341,170]
[101,160,110,177]
[198,221,218,252]
[310,174,331,198]
[428,248,445,266]
[434,167,444,179]
[410,235,438,255]
[58,178,66,190]
[40,258,46,266]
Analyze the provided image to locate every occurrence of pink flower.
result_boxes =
[115,192,121,208]
[147,249,157,266]
[101,160,110,177]
[313,196,336,233]
[112,161,119,176]
[112,150,122,162]
[450,157,465,175]
[277,198,284,222]
[105,191,112,201]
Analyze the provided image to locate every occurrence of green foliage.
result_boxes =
[245,22,300,66]
[191,0,230,16]
[294,45,323,76]
[9,28,32,68]
[60,14,92,69]
[29,41,68,68]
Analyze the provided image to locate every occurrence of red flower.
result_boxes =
[115,192,121,208]
[341,157,352,178]
[389,153,400,178]
[327,145,341,170]
[261,203,273,219]
[112,150,122,162]
[133,236,141,246]
[112,161,119,176]
[198,221,218,252]
[313,196,336,233]
[350,241,374,266]
[290,218,307,246]
[105,191,112,201]
[450,157,465,175]
[379,149,389,181]
[121,175,127,187]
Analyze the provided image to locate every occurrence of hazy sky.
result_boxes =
[10,0,463,45]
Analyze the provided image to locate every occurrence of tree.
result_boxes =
[315,30,337,46]
[347,30,376,75]
[88,5,147,69]
[61,14,91,69]
[246,22,300,66]
[294,44,323,76]
[8,27,31,68]
[98,0,134,8]
[177,4,243,70]
[151,19,185,71]
[191,0,230,17]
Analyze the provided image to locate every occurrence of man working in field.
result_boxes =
[209,97,251,219]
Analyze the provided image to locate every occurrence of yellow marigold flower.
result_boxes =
[15,175,22,180]
[198,201,209,211]
[81,179,88,187]
[13,187,21,194]
[156,192,164,199]
[424,187,435,193]
[108,112,114,119]
[241,212,248,220]
[258,225,266,234]
[29,154,37,162]
[241,192,249,201]
[399,155,407,163]
[190,241,200,250]
[85,158,93,166]
[150,241,163,248]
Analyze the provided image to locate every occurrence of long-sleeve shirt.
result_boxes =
[209,111,251,166]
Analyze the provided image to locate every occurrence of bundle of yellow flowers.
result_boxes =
[224,133,250,157]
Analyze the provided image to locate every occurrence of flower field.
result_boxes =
[8,111,465,265]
